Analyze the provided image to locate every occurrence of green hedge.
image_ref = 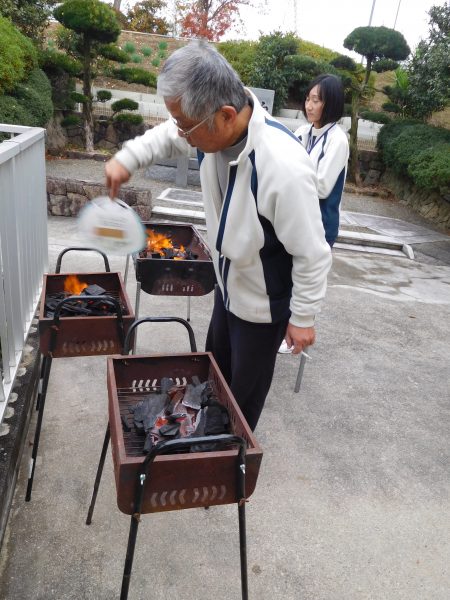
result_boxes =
[112,67,157,88]
[408,144,450,192]
[377,119,450,194]
[96,90,112,102]
[359,110,391,124]
[0,68,53,127]
[114,112,143,125]
[111,98,139,113]
[0,16,37,94]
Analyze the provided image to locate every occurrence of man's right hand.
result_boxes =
[105,158,131,199]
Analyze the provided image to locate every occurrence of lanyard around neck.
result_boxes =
[306,123,336,154]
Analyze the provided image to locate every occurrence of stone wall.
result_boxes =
[382,170,450,231]
[47,177,152,220]
[359,149,385,186]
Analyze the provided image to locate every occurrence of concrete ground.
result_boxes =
[0,164,449,600]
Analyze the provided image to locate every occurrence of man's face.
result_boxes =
[165,98,228,153]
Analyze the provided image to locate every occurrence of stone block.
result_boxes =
[133,204,151,220]
[68,194,88,216]
[84,184,106,200]
[47,178,67,195]
[364,169,381,186]
[66,180,86,195]
[49,195,71,216]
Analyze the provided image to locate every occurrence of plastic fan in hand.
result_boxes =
[77,196,146,255]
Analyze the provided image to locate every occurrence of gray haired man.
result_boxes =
[105,40,331,431]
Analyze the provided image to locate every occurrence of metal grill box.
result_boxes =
[133,223,216,296]
[108,352,263,515]
[39,272,135,357]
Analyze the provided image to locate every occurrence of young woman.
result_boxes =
[279,74,349,354]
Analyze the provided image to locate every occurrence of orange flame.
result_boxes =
[146,229,186,259]
[64,275,88,295]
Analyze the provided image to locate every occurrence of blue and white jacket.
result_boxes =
[295,122,349,246]
[115,90,331,327]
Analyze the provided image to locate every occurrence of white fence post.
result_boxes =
[0,125,48,418]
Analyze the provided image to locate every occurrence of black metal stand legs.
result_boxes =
[25,354,52,502]
[85,423,111,525]
[86,432,249,599]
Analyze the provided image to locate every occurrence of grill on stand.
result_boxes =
[86,319,263,600]
[25,247,135,501]
[127,224,216,345]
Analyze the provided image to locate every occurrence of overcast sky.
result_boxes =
[227,0,447,56]
[119,0,446,58]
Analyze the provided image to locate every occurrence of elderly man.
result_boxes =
[105,40,331,431]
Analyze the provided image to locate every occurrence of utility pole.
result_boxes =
[393,0,402,29]
[368,0,376,26]
[292,0,298,37]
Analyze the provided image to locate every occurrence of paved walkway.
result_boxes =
[0,163,449,599]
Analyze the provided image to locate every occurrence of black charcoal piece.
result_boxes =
[159,422,180,437]
[82,284,106,296]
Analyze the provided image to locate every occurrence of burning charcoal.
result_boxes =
[182,380,209,410]
[131,393,169,433]
[82,284,107,296]
[159,422,180,437]
[165,390,184,415]
[160,377,175,393]
[184,249,198,260]
[162,247,175,259]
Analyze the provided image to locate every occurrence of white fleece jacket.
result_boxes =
[115,91,331,327]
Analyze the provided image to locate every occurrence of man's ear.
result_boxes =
[219,105,238,125]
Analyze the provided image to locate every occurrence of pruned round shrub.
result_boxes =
[131,53,142,63]
[114,112,143,125]
[96,90,112,102]
[54,0,121,44]
[407,143,450,192]
[100,43,129,64]
[359,110,391,124]
[151,58,161,68]
[112,67,157,88]
[39,48,82,77]
[123,41,136,53]
[382,102,401,113]
[158,41,168,51]
[141,46,152,57]
[61,114,82,127]
[70,91,89,104]
[111,98,139,113]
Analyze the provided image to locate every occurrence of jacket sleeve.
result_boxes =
[114,119,190,174]
[268,151,332,328]
[315,129,349,199]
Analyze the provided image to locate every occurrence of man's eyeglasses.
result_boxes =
[171,111,216,138]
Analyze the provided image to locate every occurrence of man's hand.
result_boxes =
[105,158,131,199]
[284,323,315,355]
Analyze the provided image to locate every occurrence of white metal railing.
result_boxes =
[0,124,48,418]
